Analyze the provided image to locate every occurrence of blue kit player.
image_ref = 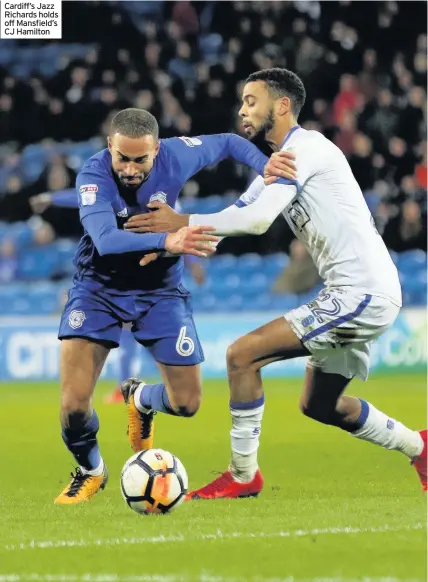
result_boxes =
[30,192,207,404]
[54,108,295,504]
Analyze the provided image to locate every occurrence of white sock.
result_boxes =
[352,400,424,459]
[133,383,151,413]
[229,397,264,483]
[81,458,104,477]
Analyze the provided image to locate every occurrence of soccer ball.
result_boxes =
[120,448,188,515]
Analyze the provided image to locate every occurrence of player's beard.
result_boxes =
[248,108,276,156]
[115,171,147,190]
[120,176,144,190]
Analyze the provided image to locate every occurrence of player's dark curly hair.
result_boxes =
[246,68,306,119]
[110,108,159,140]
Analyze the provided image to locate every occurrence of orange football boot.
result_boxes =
[121,378,155,452]
[54,466,108,504]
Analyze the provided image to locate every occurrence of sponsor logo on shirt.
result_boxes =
[79,184,98,206]
[178,136,202,147]
[117,208,128,218]
[287,200,311,232]
[149,191,167,204]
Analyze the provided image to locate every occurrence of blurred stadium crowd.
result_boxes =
[0,1,426,314]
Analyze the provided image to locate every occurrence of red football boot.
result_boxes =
[186,469,264,500]
[411,429,427,491]
[104,386,123,404]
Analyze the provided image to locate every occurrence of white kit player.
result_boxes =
[123,68,427,499]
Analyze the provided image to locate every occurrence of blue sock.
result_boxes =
[139,383,178,416]
[61,410,101,471]
[118,329,136,384]
[354,398,370,428]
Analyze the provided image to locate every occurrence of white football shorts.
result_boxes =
[284,288,400,381]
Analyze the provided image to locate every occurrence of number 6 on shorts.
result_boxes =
[176,326,195,357]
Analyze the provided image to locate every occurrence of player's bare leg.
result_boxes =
[188,317,426,500]
[55,338,110,504]
[187,318,308,499]
[300,366,426,490]
[105,327,135,404]
[122,363,202,453]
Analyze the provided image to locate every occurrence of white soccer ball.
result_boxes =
[120,449,188,515]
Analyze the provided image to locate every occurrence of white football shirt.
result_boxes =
[233,127,402,305]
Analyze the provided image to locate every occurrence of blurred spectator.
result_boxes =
[272,240,321,295]
[334,110,357,156]
[0,239,17,284]
[360,89,399,151]
[32,219,56,247]
[348,133,375,192]
[386,137,417,185]
[333,74,361,124]
[171,1,199,36]
[382,200,427,253]
[397,86,426,146]
[415,141,427,190]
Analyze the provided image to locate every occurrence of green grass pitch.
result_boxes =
[0,374,426,582]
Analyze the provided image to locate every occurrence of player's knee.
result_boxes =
[226,339,251,372]
[62,410,91,430]
[176,404,198,417]
[171,385,201,417]
[299,398,335,425]
[176,395,201,417]
[61,390,91,425]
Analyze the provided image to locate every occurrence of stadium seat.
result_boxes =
[397,250,427,274]
[239,273,269,296]
[269,294,299,312]
[8,223,34,249]
[235,253,264,274]
[209,254,239,277]
[16,247,60,281]
[402,289,425,307]
[264,253,290,277]
[246,293,273,311]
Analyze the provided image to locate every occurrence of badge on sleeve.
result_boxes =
[79,184,98,205]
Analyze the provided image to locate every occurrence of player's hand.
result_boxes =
[139,252,160,267]
[29,193,52,214]
[264,151,297,185]
[125,202,189,233]
[165,226,219,258]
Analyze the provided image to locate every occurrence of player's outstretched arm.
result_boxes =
[30,189,79,214]
[123,151,296,235]
[83,211,218,260]
[83,211,169,256]
[170,134,297,183]
[189,181,298,237]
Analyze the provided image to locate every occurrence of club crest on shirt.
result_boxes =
[149,191,167,204]
[68,309,86,329]
[79,184,98,206]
